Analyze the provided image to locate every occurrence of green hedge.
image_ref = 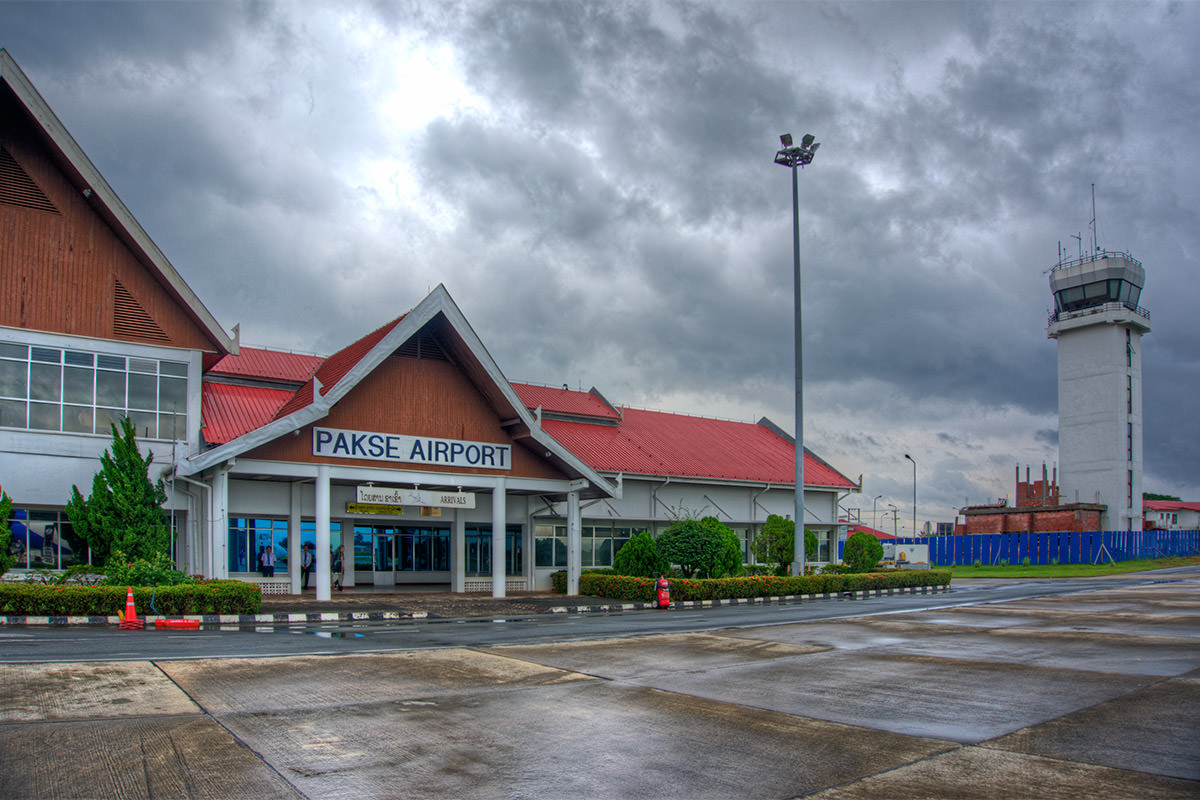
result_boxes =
[0,580,262,616]
[556,570,951,602]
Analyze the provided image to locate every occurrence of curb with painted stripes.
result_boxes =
[0,585,949,627]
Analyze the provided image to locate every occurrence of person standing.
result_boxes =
[332,545,345,592]
[300,543,314,590]
[261,544,276,578]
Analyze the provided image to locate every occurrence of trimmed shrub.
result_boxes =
[843,532,884,573]
[0,580,261,616]
[612,531,669,577]
[102,551,195,587]
[575,570,951,603]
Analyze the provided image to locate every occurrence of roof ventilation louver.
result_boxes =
[394,331,450,361]
[0,146,59,213]
[113,278,170,343]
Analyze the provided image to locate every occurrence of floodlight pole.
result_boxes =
[775,133,819,576]
[905,454,917,537]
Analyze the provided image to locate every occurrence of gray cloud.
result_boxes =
[2,0,1195,525]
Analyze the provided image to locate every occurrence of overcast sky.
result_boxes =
[3,1,1197,532]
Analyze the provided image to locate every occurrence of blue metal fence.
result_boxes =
[880,530,1200,566]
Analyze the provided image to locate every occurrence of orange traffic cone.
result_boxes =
[119,586,144,630]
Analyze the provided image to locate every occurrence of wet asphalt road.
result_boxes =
[1,568,1198,799]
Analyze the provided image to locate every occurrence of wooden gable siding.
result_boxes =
[244,355,567,481]
[0,89,217,351]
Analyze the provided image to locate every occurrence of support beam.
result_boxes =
[492,478,507,598]
[567,489,581,595]
[288,482,302,594]
[315,465,331,601]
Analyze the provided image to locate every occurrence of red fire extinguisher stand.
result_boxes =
[655,576,671,609]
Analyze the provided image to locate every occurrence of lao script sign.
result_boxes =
[355,485,476,509]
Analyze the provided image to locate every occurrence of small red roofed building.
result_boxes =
[1144,501,1200,531]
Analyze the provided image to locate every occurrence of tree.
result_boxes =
[842,531,884,573]
[656,516,742,578]
[1144,492,1181,501]
[751,515,817,575]
[703,516,743,578]
[64,418,171,567]
[0,490,15,576]
[612,530,669,577]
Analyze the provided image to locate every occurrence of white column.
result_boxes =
[315,464,331,601]
[211,467,230,580]
[288,482,302,594]
[339,517,355,588]
[452,511,466,593]
[492,477,507,598]
[567,489,581,595]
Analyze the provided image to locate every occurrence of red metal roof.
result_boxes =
[845,523,896,541]
[270,315,408,421]
[512,383,620,420]
[202,383,295,444]
[538,406,857,488]
[1144,500,1200,513]
[207,347,323,383]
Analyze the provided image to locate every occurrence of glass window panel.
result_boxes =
[594,537,612,567]
[375,535,394,570]
[1128,286,1141,306]
[64,351,93,367]
[63,405,94,433]
[129,358,157,374]
[0,359,26,397]
[0,398,26,428]
[1107,279,1122,301]
[128,372,157,410]
[159,413,186,441]
[554,537,568,568]
[1083,281,1106,299]
[63,366,94,404]
[128,410,156,439]
[434,532,449,571]
[535,536,554,567]
[97,354,124,370]
[158,376,186,412]
[0,342,28,359]
[414,533,432,571]
[96,371,125,407]
[29,362,61,401]
[29,401,60,430]
[31,347,60,363]
[353,531,373,570]
[160,360,187,377]
[94,407,121,434]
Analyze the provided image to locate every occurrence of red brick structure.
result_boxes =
[959,465,1105,534]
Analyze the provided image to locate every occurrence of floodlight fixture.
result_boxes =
[780,133,793,147]
[801,133,815,148]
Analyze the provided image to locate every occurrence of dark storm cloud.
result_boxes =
[1,0,1196,521]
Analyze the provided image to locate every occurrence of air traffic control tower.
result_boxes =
[1047,250,1150,530]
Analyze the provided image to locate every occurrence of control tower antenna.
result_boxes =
[1090,183,1100,254]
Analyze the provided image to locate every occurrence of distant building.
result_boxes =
[958,465,1104,534]
[1144,501,1200,531]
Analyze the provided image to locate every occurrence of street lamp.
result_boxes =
[871,494,883,531]
[904,454,917,537]
[775,132,820,576]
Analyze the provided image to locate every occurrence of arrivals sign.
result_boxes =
[355,485,476,510]
[313,427,511,471]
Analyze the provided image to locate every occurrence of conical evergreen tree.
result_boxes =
[64,417,170,567]
[0,490,15,575]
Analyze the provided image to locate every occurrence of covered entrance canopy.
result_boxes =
[177,286,617,600]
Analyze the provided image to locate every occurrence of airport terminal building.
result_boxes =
[1,50,859,598]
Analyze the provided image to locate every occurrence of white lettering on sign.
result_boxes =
[313,427,510,471]
[356,486,476,509]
